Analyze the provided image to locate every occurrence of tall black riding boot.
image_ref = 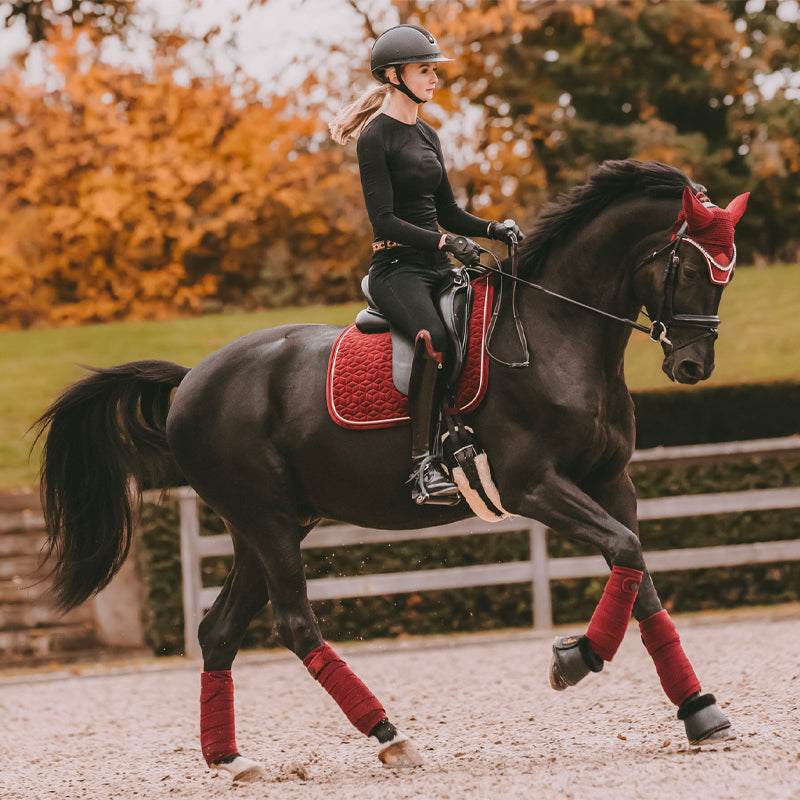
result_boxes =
[408,331,460,505]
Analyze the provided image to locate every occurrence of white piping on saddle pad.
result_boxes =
[452,452,515,522]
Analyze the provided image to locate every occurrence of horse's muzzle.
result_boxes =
[662,353,715,385]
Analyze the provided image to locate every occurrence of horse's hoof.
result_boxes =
[549,635,603,690]
[378,734,424,768]
[692,725,737,747]
[678,693,734,746]
[212,755,267,783]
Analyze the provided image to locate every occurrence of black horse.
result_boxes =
[36,160,748,782]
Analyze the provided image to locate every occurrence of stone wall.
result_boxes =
[0,489,146,666]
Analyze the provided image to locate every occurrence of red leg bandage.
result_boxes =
[200,670,238,765]
[640,610,701,706]
[585,565,642,661]
[303,643,386,736]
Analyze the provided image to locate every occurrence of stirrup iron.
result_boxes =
[410,455,459,506]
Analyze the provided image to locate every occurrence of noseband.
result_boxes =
[482,220,725,368]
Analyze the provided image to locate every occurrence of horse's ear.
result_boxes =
[725,192,750,226]
[682,186,715,229]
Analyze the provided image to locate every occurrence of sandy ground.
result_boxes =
[1,608,799,800]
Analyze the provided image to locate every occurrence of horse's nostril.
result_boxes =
[676,360,704,383]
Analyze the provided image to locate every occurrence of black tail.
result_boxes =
[32,360,190,611]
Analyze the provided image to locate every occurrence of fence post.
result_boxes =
[179,491,203,660]
[530,522,552,629]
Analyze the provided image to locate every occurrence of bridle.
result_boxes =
[633,221,727,352]
[482,220,726,369]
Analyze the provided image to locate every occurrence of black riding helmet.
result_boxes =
[370,24,453,104]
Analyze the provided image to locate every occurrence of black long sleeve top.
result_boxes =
[356,113,491,251]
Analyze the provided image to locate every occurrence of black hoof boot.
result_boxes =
[678,693,734,745]
[549,635,603,691]
[410,456,460,505]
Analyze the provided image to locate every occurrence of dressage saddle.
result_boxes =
[355,267,474,396]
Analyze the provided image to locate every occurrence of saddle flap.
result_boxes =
[438,269,472,386]
[390,333,414,396]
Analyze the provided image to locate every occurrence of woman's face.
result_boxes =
[395,62,439,100]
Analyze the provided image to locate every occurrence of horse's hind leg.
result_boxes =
[257,526,424,768]
[196,535,271,782]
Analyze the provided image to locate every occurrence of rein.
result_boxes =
[481,221,721,368]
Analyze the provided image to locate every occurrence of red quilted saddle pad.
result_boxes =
[326,276,493,430]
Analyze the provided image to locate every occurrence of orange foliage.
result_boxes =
[1,0,784,327]
[0,31,371,329]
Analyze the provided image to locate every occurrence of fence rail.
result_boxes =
[160,436,800,659]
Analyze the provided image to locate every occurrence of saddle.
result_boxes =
[326,273,512,521]
[355,267,473,396]
[326,275,491,430]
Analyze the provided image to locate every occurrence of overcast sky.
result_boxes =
[1,1,798,107]
[0,0,397,94]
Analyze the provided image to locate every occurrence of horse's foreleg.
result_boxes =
[517,471,645,687]
[637,609,732,743]
[537,473,733,744]
[263,539,423,768]
[197,537,270,782]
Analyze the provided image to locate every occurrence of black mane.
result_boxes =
[520,160,695,274]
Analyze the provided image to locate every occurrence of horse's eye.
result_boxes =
[683,267,700,280]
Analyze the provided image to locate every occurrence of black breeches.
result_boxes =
[367,256,453,360]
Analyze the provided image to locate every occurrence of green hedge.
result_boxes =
[136,452,800,657]
[632,380,800,447]
[136,502,185,656]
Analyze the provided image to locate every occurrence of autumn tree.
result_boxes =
[399,0,800,260]
[0,29,371,328]
[3,0,135,46]
[2,0,799,329]
[723,0,800,261]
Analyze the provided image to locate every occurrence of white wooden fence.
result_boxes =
[168,436,800,659]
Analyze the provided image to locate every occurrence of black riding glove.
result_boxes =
[487,219,524,244]
[441,235,482,266]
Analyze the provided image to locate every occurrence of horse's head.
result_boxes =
[638,187,749,385]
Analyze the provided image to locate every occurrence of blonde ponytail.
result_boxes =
[329,84,391,145]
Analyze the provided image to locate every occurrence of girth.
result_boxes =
[355,267,473,395]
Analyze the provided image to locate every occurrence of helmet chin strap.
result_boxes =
[393,73,425,104]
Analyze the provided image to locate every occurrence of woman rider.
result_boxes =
[330,24,522,505]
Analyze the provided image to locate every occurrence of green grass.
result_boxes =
[624,263,800,387]
[2,264,798,490]
[0,302,362,490]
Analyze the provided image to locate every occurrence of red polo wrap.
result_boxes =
[640,609,701,706]
[303,643,386,736]
[585,565,643,661]
[200,670,238,765]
